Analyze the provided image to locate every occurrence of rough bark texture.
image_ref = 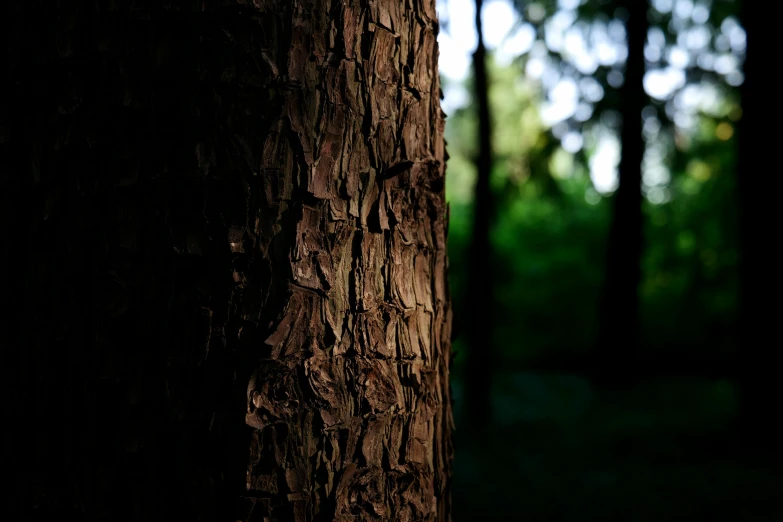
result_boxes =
[594,0,648,388]
[2,1,453,520]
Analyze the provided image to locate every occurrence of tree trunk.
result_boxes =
[736,2,778,458]
[2,1,453,520]
[594,0,648,388]
[464,0,495,435]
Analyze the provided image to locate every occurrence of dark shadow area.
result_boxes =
[2,4,273,520]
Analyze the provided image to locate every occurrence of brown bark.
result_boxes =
[2,1,452,520]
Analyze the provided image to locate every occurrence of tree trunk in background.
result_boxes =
[736,3,777,458]
[594,0,648,388]
[464,0,495,434]
[2,1,453,520]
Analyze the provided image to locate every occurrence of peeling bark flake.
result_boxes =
[5,0,453,521]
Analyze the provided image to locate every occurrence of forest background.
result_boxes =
[437,1,778,520]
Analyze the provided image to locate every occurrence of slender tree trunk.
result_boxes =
[594,0,648,388]
[465,0,495,434]
[736,3,777,458]
[2,1,453,520]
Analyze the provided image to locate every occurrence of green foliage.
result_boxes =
[442,2,751,519]
[444,51,738,370]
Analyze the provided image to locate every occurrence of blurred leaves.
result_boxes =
[442,1,755,520]
[445,51,738,376]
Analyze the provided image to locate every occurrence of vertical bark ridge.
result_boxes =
[236,1,454,521]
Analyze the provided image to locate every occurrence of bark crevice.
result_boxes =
[4,1,451,521]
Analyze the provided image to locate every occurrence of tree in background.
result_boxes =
[436,2,763,519]
[501,0,745,377]
[464,0,497,434]
[593,0,648,387]
[735,1,778,457]
[1,1,453,520]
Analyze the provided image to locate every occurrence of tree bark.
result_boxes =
[2,1,453,520]
[593,0,648,388]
